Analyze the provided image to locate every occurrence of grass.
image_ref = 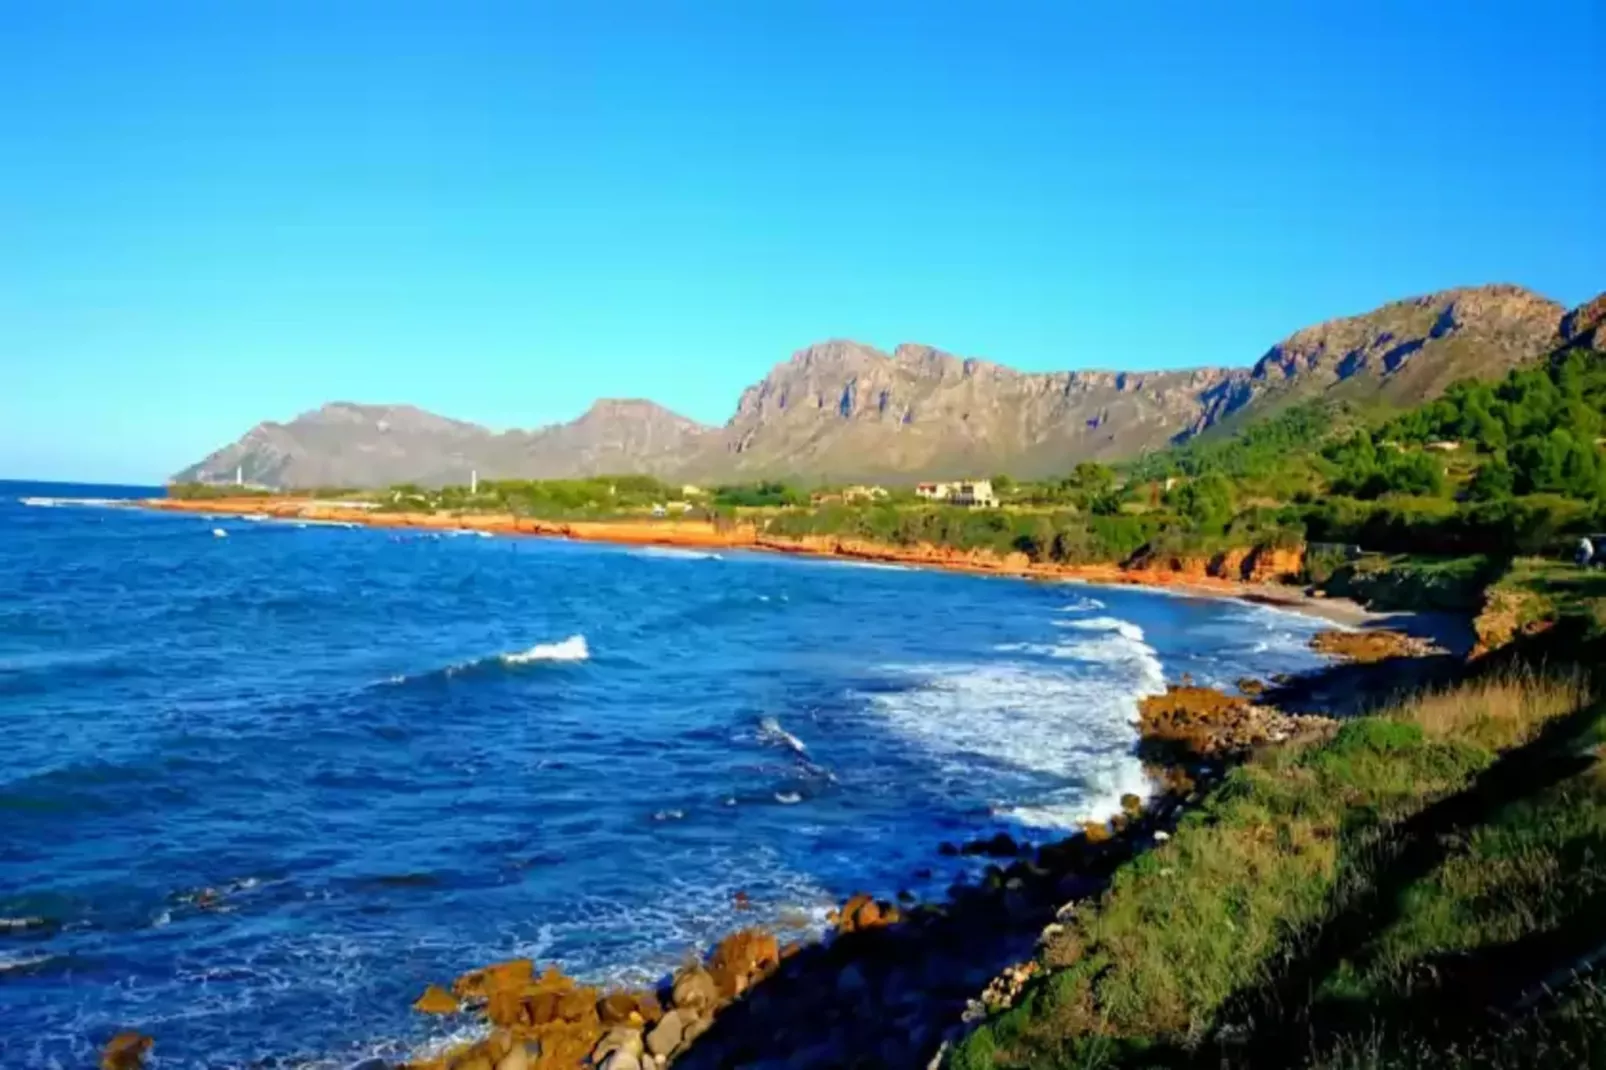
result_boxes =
[948,665,1601,1069]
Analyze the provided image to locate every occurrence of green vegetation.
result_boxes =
[951,661,1606,1069]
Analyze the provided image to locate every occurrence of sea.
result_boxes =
[0,480,1333,1068]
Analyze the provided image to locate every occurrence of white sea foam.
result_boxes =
[774,791,803,805]
[870,613,1164,829]
[212,528,228,538]
[757,715,808,755]
[19,496,126,508]
[1060,595,1105,612]
[500,635,589,664]
[0,951,57,974]
[634,546,721,561]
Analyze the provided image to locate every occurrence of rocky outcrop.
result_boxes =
[1558,291,1606,351]
[1137,686,1331,759]
[175,284,1567,487]
[1310,629,1435,663]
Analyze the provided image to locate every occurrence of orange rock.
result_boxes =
[414,984,461,1015]
[453,958,534,1000]
[100,1032,153,1070]
[598,989,661,1024]
[709,928,781,998]
[837,892,884,933]
[1081,821,1112,844]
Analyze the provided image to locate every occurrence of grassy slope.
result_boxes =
[950,656,1606,1069]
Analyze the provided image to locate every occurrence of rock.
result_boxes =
[453,958,534,1000]
[961,831,1022,857]
[594,1026,646,1062]
[1310,628,1431,663]
[1237,676,1266,696]
[681,1012,712,1047]
[100,1032,153,1070]
[1119,793,1144,817]
[708,927,780,998]
[343,1060,391,1070]
[493,1045,528,1070]
[645,1008,687,1057]
[835,962,869,999]
[413,984,460,1015]
[671,964,718,1012]
[598,989,659,1024]
[835,892,884,933]
[599,1053,643,1070]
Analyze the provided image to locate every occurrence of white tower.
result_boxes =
[471,469,478,495]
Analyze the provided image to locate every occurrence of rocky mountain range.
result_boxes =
[176,283,1585,488]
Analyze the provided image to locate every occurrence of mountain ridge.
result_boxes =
[175,283,1584,488]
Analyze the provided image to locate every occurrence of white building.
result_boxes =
[914,479,998,508]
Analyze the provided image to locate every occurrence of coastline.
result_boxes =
[134,496,1445,639]
[98,496,1474,1070]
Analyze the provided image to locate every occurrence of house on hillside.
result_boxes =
[842,484,888,503]
[915,479,998,508]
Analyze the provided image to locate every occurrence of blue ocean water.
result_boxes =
[0,481,1332,1068]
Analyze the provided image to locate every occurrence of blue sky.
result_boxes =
[3,1,1603,482]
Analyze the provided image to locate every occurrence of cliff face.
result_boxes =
[693,340,1242,481]
[176,283,1572,488]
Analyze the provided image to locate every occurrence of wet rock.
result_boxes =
[100,1032,153,1070]
[670,964,718,1012]
[598,1052,642,1070]
[835,893,885,933]
[413,984,460,1015]
[342,1059,391,1070]
[645,1008,687,1057]
[1237,676,1266,696]
[960,831,1023,858]
[1119,793,1144,817]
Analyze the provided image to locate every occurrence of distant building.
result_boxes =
[680,484,704,497]
[914,479,998,508]
[842,484,889,503]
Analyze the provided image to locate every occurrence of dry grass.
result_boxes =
[1401,668,1589,751]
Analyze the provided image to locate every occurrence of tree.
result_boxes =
[1465,454,1515,502]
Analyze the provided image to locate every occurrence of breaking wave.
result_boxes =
[500,635,590,664]
[870,612,1164,829]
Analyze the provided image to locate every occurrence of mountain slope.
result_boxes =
[175,283,1572,487]
[174,400,714,488]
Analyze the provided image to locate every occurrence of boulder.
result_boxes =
[453,958,534,1001]
[671,965,718,1012]
[413,984,460,1015]
[645,1008,687,1057]
[100,1032,153,1070]
[594,1026,645,1062]
[598,1052,643,1070]
[598,990,660,1025]
[708,928,780,998]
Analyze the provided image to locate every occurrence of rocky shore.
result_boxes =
[102,503,1463,1070]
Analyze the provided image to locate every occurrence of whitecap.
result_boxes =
[1060,596,1105,612]
[653,809,686,822]
[634,546,720,561]
[774,792,803,805]
[868,615,1164,829]
[0,951,57,974]
[1054,616,1146,642]
[212,528,228,538]
[500,635,589,664]
[756,715,808,755]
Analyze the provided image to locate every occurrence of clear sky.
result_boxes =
[3,1,1603,482]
